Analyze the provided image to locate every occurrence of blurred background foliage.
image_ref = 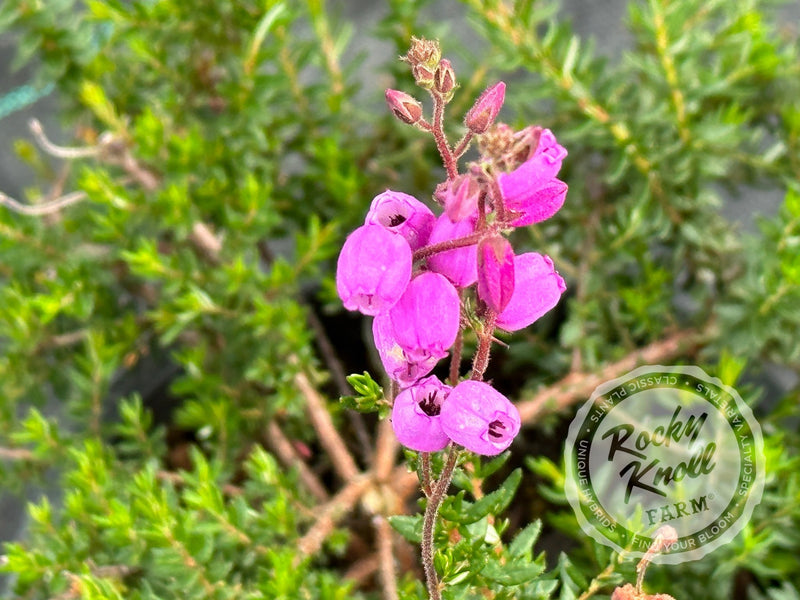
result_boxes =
[0,0,798,598]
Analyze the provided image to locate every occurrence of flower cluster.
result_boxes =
[337,39,567,456]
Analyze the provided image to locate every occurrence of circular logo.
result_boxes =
[564,365,765,563]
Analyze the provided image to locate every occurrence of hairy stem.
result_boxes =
[471,311,497,381]
[421,444,460,600]
[413,232,483,261]
[430,94,458,179]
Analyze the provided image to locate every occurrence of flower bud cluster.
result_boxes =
[338,61,568,456]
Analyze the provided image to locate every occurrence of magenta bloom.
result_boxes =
[498,128,568,226]
[426,213,478,288]
[434,175,480,223]
[373,313,441,387]
[477,235,515,313]
[391,376,452,452]
[496,253,566,332]
[365,190,436,251]
[464,81,506,134]
[336,224,412,316]
[440,380,521,455]
[505,179,568,227]
[389,271,460,363]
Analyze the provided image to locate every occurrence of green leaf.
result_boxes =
[509,520,543,558]
[481,560,545,586]
[456,469,522,525]
[388,515,422,544]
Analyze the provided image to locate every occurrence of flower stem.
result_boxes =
[430,94,458,180]
[421,444,460,600]
[420,452,433,497]
[471,310,497,381]
[449,327,463,387]
[453,131,474,159]
[413,232,483,261]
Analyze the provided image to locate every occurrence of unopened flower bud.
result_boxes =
[385,89,423,125]
[411,64,436,90]
[477,235,515,314]
[465,81,506,134]
[433,59,456,98]
[434,175,480,223]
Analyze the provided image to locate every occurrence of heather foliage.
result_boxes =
[0,1,799,599]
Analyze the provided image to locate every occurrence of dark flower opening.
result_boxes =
[418,391,441,416]
[487,419,508,439]
[388,213,407,227]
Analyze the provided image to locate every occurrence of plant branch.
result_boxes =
[295,474,372,561]
[294,368,361,481]
[265,421,329,502]
[373,514,399,600]
[516,328,708,424]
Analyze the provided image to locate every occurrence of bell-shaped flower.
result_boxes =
[426,213,478,288]
[498,128,568,226]
[373,313,441,387]
[440,380,521,455]
[391,376,452,452]
[336,224,412,316]
[365,190,436,251]
[477,235,515,313]
[389,271,460,363]
[496,253,566,331]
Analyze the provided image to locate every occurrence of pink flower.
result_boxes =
[391,376,452,452]
[477,235,515,313]
[440,380,521,455]
[426,213,478,288]
[373,313,441,387]
[434,175,480,223]
[496,253,566,331]
[505,179,568,227]
[498,128,568,226]
[336,224,412,316]
[389,271,460,363]
[365,190,435,251]
[464,81,506,134]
